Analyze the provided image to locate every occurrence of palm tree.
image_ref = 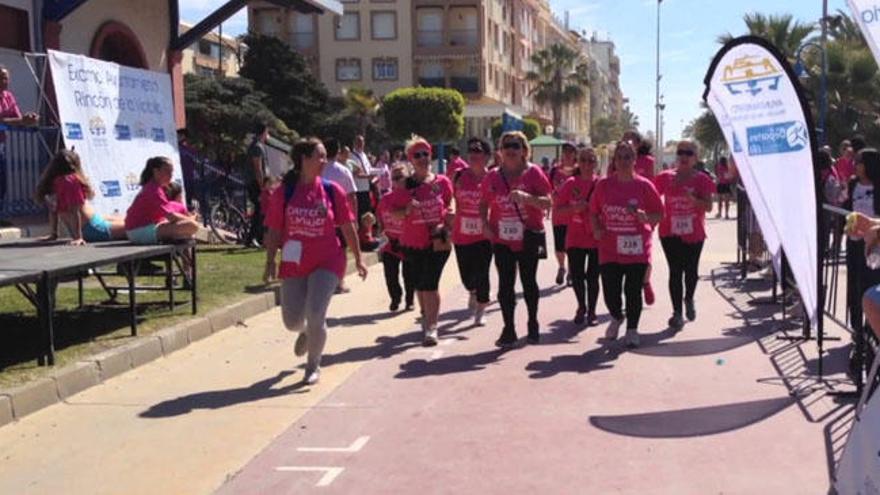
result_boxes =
[717,13,815,60]
[525,43,590,136]
[342,86,381,136]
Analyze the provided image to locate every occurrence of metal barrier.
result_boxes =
[0,125,60,217]
[735,185,880,394]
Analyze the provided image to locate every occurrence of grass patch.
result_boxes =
[0,245,271,389]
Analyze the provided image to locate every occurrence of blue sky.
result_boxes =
[180,0,854,141]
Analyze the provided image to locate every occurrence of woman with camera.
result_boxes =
[390,136,454,346]
[480,131,553,348]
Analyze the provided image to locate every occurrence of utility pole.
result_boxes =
[655,0,662,159]
[819,0,828,145]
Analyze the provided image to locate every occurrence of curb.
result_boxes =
[0,251,378,428]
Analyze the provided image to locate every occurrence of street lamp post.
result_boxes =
[655,0,662,159]
[793,0,830,146]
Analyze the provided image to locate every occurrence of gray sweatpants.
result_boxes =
[280,269,339,370]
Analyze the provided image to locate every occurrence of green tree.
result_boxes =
[591,116,622,145]
[717,13,815,60]
[683,108,725,158]
[184,74,296,166]
[490,117,541,141]
[343,86,381,136]
[239,33,332,136]
[525,43,591,136]
[382,87,465,143]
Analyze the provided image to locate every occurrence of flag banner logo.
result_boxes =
[48,50,182,215]
[703,36,820,328]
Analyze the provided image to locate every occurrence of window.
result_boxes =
[197,65,218,77]
[448,7,478,47]
[253,8,281,37]
[288,13,316,49]
[373,58,398,80]
[197,40,220,58]
[416,8,443,47]
[371,12,397,40]
[335,12,360,40]
[336,58,362,81]
[0,5,30,51]
[418,62,445,88]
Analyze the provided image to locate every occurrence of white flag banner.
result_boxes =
[48,50,182,216]
[703,36,819,324]
[848,0,880,68]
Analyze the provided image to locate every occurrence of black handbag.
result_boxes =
[500,168,547,259]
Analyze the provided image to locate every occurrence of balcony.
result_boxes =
[418,77,446,88]
[450,76,479,94]
[289,32,316,51]
[416,29,444,47]
[449,29,478,47]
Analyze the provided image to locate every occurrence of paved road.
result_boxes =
[0,219,849,494]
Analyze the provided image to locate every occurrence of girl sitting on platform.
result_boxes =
[125,156,199,244]
[34,149,126,245]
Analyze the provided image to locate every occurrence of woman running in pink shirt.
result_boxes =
[590,141,663,348]
[556,146,601,326]
[654,140,715,330]
[264,137,368,385]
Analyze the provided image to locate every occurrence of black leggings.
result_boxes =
[601,263,648,329]
[494,243,540,336]
[568,248,600,314]
[660,237,705,315]
[382,251,416,306]
[454,241,493,304]
[407,248,450,291]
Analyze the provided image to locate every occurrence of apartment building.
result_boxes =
[584,33,623,124]
[180,22,243,78]
[249,0,601,143]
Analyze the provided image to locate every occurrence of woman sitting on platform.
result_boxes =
[34,149,126,245]
[124,156,199,244]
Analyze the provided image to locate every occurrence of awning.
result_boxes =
[529,135,567,147]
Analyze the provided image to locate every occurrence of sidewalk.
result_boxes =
[0,219,850,494]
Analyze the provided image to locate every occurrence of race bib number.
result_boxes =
[616,235,644,256]
[671,215,694,236]
[461,217,483,236]
[499,219,524,242]
[281,240,303,264]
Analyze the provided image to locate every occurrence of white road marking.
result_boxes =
[297,435,370,453]
[275,466,344,487]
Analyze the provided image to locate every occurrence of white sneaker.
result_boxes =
[303,367,321,385]
[474,304,486,326]
[423,326,438,346]
[625,327,640,348]
[605,317,623,341]
[468,292,477,311]
[294,333,308,357]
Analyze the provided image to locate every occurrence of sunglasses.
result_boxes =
[677,149,695,157]
[502,141,523,150]
[469,146,485,154]
[412,151,430,159]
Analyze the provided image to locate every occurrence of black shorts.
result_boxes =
[717,183,732,195]
[553,225,568,253]
[406,248,450,291]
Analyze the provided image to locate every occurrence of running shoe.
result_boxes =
[605,317,623,341]
[685,300,696,321]
[643,282,655,305]
[495,331,518,349]
[556,267,566,285]
[587,312,599,327]
[423,326,439,347]
[625,327,640,348]
[574,307,586,325]
[668,313,685,330]
[303,367,321,385]
[294,333,308,357]
[390,299,401,312]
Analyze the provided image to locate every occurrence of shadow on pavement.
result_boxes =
[589,396,797,438]
[395,348,508,379]
[525,342,624,379]
[629,324,775,358]
[139,371,308,418]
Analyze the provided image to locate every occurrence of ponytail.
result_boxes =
[140,156,171,186]
[284,137,323,188]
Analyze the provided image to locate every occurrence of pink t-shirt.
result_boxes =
[125,181,173,230]
[264,179,354,279]
[52,174,87,213]
[590,175,663,265]
[715,162,734,185]
[635,155,655,179]
[835,157,855,181]
[452,168,488,245]
[378,190,406,258]
[654,169,716,243]
[557,175,599,250]
[389,175,454,249]
[167,201,188,216]
[445,157,468,178]
[481,165,552,251]
[550,165,576,226]
[0,90,22,144]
